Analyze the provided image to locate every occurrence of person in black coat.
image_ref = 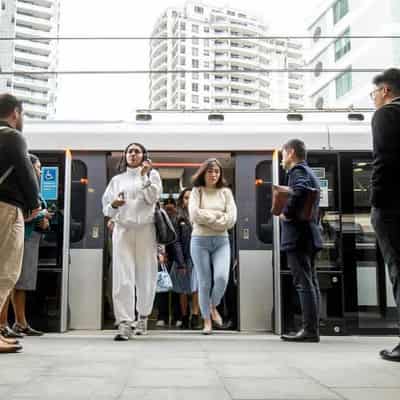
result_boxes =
[370,68,400,362]
[279,139,323,342]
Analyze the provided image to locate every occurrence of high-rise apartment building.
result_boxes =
[306,0,400,109]
[0,0,60,119]
[149,1,304,110]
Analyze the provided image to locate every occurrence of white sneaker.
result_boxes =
[155,320,166,327]
[175,320,183,328]
[114,321,132,341]
[135,318,148,335]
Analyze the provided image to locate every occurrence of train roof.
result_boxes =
[24,112,373,152]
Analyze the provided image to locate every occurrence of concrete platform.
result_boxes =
[0,332,399,399]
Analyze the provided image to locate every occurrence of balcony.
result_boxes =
[15,39,51,57]
[15,25,52,40]
[13,88,49,105]
[16,14,52,32]
[23,102,49,117]
[151,54,168,69]
[152,86,167,101]
[14,49,51,68]
[151,74,167,90]
[151,40,168,60]
[13,75,50,91]
[17,1,54,20]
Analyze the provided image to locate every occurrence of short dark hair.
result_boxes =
[373,68,400,96]
[282,139,307,161]
[0,93,23,119]
[28,153,40,165]
[191,158,227,188]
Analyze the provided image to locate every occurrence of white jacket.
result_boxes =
[102,167,162,228]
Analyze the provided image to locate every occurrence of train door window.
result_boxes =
[255,161,272,244]
[70,160,87,243]
[307,153,341,270]
[340,154,397,333]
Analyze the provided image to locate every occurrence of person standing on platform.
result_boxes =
[279,139,323,343]
[0,94,40,353]
[0,154,50,338]
[370,68,400,362]
[189,158,237,335]
[102,142,162,341]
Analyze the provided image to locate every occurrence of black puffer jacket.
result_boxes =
[171,207,192,268]
[0,121,39,212]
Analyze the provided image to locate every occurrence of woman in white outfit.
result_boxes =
[102,143,162,341]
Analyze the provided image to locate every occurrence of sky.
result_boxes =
[56,0,324,119]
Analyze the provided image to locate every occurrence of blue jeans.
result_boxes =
[190,236,230,319]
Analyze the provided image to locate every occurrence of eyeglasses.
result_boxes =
[369,87,385,99]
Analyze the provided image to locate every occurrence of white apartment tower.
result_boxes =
[149,1,305,110]
[306,0,400,109]
[0,0,60,119]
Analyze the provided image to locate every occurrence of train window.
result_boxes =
[255,161,273,244]
[70,160,87,243]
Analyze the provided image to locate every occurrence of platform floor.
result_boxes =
[0,332,399,399]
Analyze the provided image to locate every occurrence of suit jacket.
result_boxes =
[280,161,323,252]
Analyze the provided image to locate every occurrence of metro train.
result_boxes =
[21,111,398,335]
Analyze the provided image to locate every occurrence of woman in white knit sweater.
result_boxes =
[102,143,162,341]
[189,158,237,334]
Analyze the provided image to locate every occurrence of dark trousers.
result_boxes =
[371,207,400,333]
[286,249,321,334]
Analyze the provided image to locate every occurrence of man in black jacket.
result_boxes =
[0,93,40,353]
[279,139,323,343]
[370,68,400,362]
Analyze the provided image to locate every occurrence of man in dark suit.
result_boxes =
[370,68,400,362]
[280,139,323,342]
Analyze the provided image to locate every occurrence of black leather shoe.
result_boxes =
[380,344,400,362]
[114,333,129,341]
[0,326,24,339]
[281,329,320,343]
[13,324,44,337]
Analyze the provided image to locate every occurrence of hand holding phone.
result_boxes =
[141,158,152,176]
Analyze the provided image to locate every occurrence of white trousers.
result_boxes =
[112,223,158,324]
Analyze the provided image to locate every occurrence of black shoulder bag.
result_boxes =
[154,202,177,245]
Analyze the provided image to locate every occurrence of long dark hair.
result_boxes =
[117,142,148,172]
[177,187,191,209]
[191,158,227,188]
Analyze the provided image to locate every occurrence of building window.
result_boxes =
[180,22,186,30]
[204,85,210,91]
[180,81,185,89]
[193,73,199,80]
[336,70,352,98]
[194,6,204,14]
[204,27,209,33]
[192,83,198,91]
[333,0,349,24]
[192,95,199,103]
[334,28,351,61]
[204,50,209,56]
[180,57,185,66]
[192,38,199,45]
[204,61,209,68]
[204,97,210,103]
[180,46,186,54]
[180,94,185,101]
[192,47,198,56]
[204,73,210,79]
[192,24,199,33]
[192,59,199,68]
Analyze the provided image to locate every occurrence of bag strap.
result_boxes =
[0,126,14,185]
[199,187,203,209]
[0,166,14,185]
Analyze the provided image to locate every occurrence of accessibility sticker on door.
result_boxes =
[41,166,59,200]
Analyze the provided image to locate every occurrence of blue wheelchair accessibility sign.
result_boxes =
[41,166,59,201]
